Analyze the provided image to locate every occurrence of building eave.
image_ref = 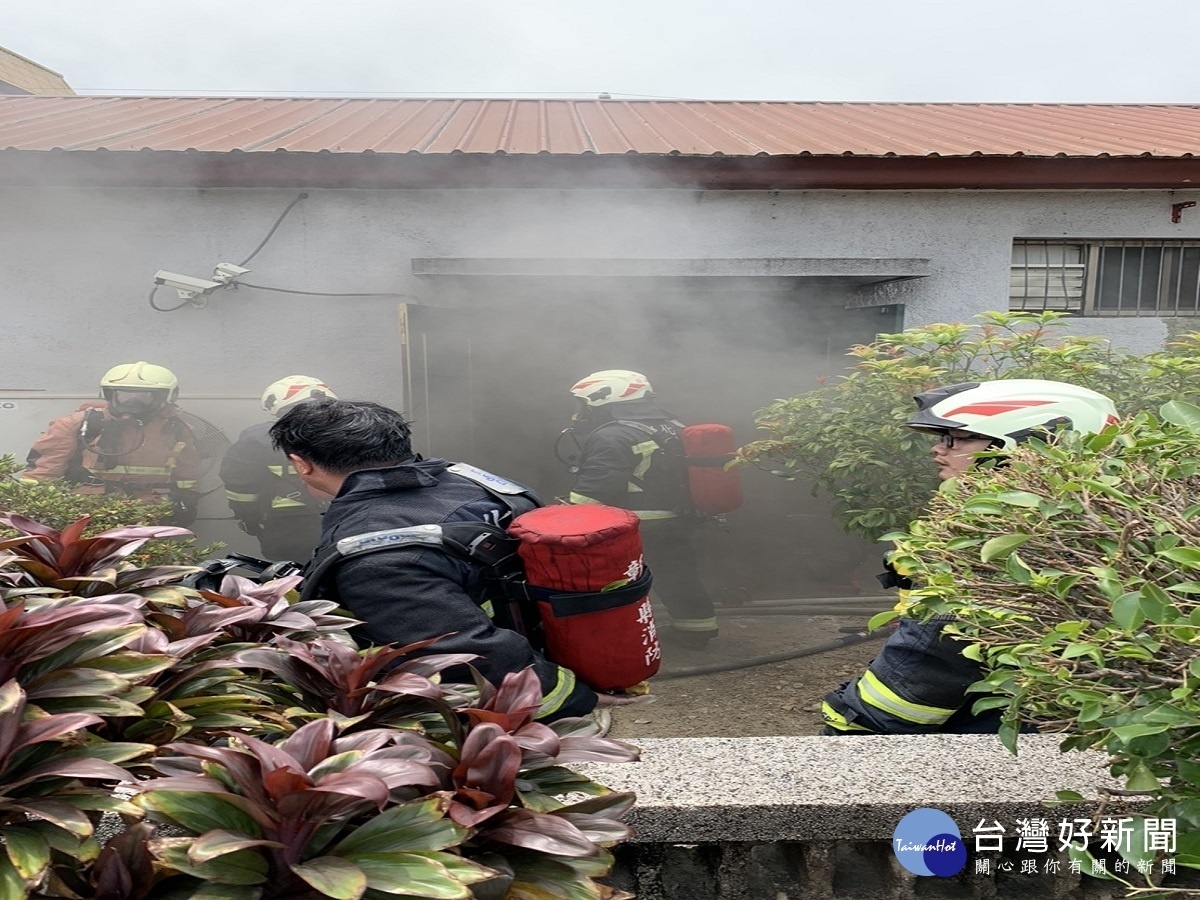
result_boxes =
[0,149,1198,191]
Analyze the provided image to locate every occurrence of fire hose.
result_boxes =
[654,626,889,680]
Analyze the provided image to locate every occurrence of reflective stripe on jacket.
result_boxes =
[571,403,691,515]
[21,402,200,493]
[821,616,999,735]
[220,421,323,522]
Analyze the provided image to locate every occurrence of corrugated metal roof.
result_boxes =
[2,97,1200,158]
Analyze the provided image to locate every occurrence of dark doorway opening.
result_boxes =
[400,280,901,600]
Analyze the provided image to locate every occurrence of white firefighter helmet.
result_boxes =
[906,378,1118,449]
[261,375,337,417]
[570,370,653,407]
[99,361,179,415]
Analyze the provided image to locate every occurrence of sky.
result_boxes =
[7,0,1200,103]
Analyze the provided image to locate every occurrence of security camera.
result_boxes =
[154,270,224,296]
[212,262,251,284]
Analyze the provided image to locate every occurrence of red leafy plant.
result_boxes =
[192,573,360,644]
[0,679,151,896]
[230,636,479,737]
[134,717,501,899]
[0,513,195,602]
[0,511,641,898]
[449,670,639,898]
[214,643,641,897]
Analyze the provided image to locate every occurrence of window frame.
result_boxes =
[1010,238,1200,317]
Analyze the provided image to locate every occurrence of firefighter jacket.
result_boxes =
[821,558,1004,734]
[220,422,323,529]
[304,457,598,722]
[820,615,1007,734]
[21,402,200,499]
[570,401,692,520]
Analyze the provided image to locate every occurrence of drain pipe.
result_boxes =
[655,628,889,680]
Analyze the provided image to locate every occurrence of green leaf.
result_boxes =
[1171,762,1200,792]
[1141,705,1200,726]
[1167,581,1200,594]
[138,791,263,837]
[1159,547,1200,569]
[292,857,368,900]
[961,500,1006,516]
[1066,844,1131,886]
[1004,552,1034,585]
[866,609,899,631]
[1138,583,1174,623]
[1112,724,1170,743]
[332,798,463,856]
[1112,592,1146,631]
[1123,761,1161,792]
[188,830,283,864]
[980,534,1031,563]
[0,856,27,900]
[0,826,50,881]
[992,491,1044,508]
[1161,399,1200,432]
[347,852,473,899]
[152,838,269,886]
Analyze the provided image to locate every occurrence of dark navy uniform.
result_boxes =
[821,561,1003,734]
[569,400,717,639]
[220,422,324,563]
[304,458,597,722]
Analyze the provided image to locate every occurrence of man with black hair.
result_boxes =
[271,398,608,723]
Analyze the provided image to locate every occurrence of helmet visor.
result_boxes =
[108,389,165,416]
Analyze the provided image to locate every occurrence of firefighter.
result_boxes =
[566,369,718,649]
[219,375,337,563]
[20,361,202,526]
[821,379,1119,735]
[271,398,638,723]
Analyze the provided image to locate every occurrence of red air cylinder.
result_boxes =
[509,504,660,691]
[682,424,744,515]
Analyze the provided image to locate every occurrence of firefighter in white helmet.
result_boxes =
[20,362,202,525]
[821,378,1119,735]
[566,369,719,649]
[219,376,338,563]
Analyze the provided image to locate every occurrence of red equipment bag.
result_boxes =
[509,504,660,691]
[682,423,743,515]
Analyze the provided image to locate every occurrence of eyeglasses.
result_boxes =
[937,432,988,449]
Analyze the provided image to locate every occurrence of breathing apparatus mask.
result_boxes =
[105,389,168,419]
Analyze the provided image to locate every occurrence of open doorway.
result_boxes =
[400,279,901,601]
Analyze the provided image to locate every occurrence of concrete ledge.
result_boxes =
[582,734,1141,843]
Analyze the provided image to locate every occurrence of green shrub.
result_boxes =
[886,402,1200,889]
[736,312,1200,541]
[0,455,218,567]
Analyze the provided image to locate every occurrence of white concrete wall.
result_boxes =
[3,184,1198,554]
[4,186,1196,390]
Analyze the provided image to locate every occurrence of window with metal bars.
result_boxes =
[1010,239,1200,316]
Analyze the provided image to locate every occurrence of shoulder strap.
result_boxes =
[445,461,540,518]
[298,521,520,602]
